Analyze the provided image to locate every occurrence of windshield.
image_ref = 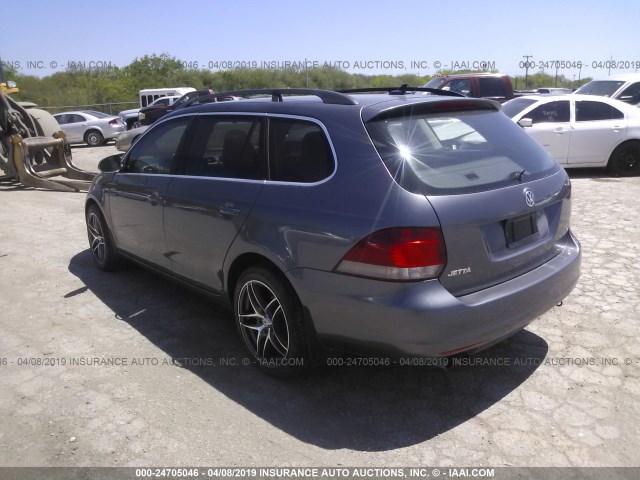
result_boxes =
[366,108,558,195]
[424,78,446,89]
[501,98,538,118]
[575,80,625,97]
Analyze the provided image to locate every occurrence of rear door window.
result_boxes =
[68,114,86,123]
[178,115,265,180]
[366,107,558,195]
[575,101,624,121]
[268,117,334,183]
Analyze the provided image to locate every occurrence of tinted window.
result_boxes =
[575,101,624,121]
[478,77,506,97]
[53,114,65,124]
[366,108,557,195]
[125,117,191,174]
[269,118,334,183]
[68,114,86,123]
[178,116,264,180]
[527,101,570,124]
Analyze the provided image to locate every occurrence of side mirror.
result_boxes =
[518,118,533,128]
[98,154,123,173]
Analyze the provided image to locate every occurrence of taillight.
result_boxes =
[108,119,118,125]
[335,227,446,281]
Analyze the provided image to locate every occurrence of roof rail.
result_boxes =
[183,88,358,108]
[338,84,465,98]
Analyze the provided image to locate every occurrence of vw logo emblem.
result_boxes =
[524,189,535,207]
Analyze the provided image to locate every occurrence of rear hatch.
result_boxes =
[364,98,571,296]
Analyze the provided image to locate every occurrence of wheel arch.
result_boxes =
[607,138,640,175]
[84,128,104,142]
[225,251,324,368]
[85,195,112,232]
[225,252,291,305]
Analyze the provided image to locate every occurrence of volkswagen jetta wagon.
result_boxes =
[85,86,581,377]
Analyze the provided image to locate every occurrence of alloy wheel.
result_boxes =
[237,280,290,361]
[87,212,105,263]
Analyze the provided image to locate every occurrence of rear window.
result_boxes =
[366,107,558,195]
[478,77,506,97]
[84,110,110,118]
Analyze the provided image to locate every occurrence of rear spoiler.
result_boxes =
[363,97,502,123]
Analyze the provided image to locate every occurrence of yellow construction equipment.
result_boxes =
[1,63,96,191]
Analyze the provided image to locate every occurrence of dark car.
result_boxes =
[86,87,581,378]
[137,89,214,126]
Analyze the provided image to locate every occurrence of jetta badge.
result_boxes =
[524,189,535,207]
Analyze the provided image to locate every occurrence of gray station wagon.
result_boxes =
[85,87,581,378]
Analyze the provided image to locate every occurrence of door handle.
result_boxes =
[219,205,240,216]
[553,128,567,135]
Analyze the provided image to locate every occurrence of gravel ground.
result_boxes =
[0,144,638,468]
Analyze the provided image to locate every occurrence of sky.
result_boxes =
[2,0,639,82]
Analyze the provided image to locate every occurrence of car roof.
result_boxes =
[587,74,640,82]
[434,72,503,79]
[171,90,501,123]
[53,111,90,116]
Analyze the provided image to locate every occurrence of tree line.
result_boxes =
[3,53,590,114]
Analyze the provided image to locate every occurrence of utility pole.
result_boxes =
[523,55,533,89]
[578,63,582,86]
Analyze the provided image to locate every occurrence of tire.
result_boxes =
[86,204,120,271]
[85,130,105,147]
[234,266,310,379]
[607,141,640,177]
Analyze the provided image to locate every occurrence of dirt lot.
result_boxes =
[0,144,639,468]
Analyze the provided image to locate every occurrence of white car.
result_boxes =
[574,73,640,104]
[502,94,640,175]
[53,110,126,146]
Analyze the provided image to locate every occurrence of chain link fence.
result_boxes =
[36,102,139,115]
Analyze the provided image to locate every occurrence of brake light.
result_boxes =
[335,227,446,280]
[433,101,479,110]
[108,119,118,125]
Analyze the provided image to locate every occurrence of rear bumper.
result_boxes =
[104,126,126,140]
[288,231,581,357]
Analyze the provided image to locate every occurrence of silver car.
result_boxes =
[53,110,126,146]
[115,125,148,152]
[86,87,581,378]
